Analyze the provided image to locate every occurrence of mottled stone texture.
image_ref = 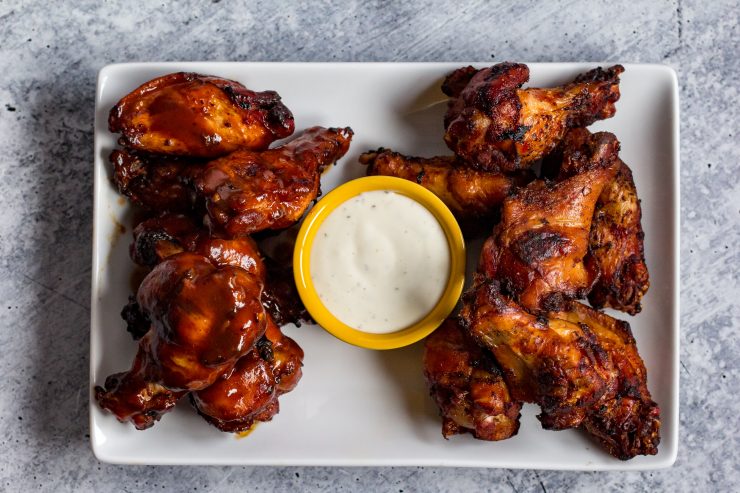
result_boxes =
[0,0,736,491]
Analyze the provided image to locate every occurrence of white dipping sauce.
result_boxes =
[310,190,450,334]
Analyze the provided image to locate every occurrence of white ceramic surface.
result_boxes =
[91,62,679,469]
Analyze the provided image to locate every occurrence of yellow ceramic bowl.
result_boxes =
[293,176,466,350]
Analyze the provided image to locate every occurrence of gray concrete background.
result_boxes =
[0,0,737,491]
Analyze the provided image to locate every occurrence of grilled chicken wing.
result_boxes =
[360,148,531,227]
[95,252,266,429]
[423,318,521,440]
[546,128,650,314]
[552,302,660,459]
[197,126,353,236]
[109,72,294,157]
[479,132,620,312]
[109,149,202,213]
[443,63,624,172]
[460,280,615,430]
[191,315,304,432]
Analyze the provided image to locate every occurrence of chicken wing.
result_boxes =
[545,128,650,314]
[552,302,660,459]
[460,280,615,430]
[128,213,308,326]
[479,132,620,312]
[191,315,304,432]
[443,63,624,172]
[197,126,353,236]
[109,149,202,213]
[95,252,266,429]
[109,72,294,157]
[423,318,521,440]
[360,148,531,228]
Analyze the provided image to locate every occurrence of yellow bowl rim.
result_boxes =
[293,176,466,350]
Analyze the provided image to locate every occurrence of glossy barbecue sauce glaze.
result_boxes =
[310,190,451,334]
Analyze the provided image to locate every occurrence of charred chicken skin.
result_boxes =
[95,252,267,429]
[360,148,531,226]
[443,63,624,172]
[197,126,353,236]
[551,302,660,459]
[479,131,620,312]
[546,128,650,314]
[423,318,521,440]
[191,315,304,432]
[460,280,615,430]
[109,72,294,158]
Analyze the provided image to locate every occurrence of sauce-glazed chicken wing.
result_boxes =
[128,214,308,327]
[443,63,624,172]
[479,131,620,312]
[109,149,203,213]
[191,315,304,432]
[197,126,353,236]
[95,252,266,429]
[109,72,294,157]
[423,318,521,440]
[551,302,660,459]
[360,148,531,227]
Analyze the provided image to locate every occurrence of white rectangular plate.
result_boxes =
[91,62,679,469]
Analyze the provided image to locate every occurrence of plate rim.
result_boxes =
[89,61,680,470]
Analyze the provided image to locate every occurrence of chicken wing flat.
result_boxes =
[443,63,624,172]
[360,148,531,226]
[479,132,620,311]
[552,302,660,459]
[460,280,615,430]
[197,126,353,236]
[546,128,650,314]
[109,72,294,157]
[191,315,304,432]
[110,149,203,213]
[95,252,266,429]
[423,318,521,441]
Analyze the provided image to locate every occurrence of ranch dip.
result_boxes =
[310,190,450,334]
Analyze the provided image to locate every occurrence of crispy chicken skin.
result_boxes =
[109,72,294,157]
[443,63,624,172]
[197,126,353,236]
[191,315,304,432]
[479,133,620,312]
[546,128,650,314]
[360,148,531,224]
[95,252,266,429]
[460,280,615,430]
[109,149,202,213]
[588,161,649,314]
[423,318,521,441]
[553,302,660,459]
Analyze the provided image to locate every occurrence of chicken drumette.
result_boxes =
[443,63,624,172]
[95,252,267,429]
[360,148,531,229]
[109,72,295,158]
